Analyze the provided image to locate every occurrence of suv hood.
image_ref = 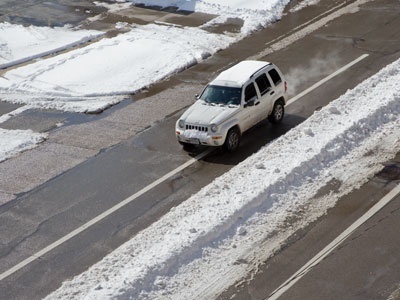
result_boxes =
[181,101,239,125]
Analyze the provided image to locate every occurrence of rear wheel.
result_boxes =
[223,127,241,152]
[268,100,285,123]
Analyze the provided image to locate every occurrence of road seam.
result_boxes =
[266,182,400,300]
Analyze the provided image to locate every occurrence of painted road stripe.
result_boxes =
[248,0,371,61]
[222,55,368,109]
[0,52,369,285]
[0,105,32,124]
[286,54,369,106]
[0,52,369,282]
[266,183,400,300]
[0,148,213,281]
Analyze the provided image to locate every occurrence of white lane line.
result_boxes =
[286,54,369,106]
[0,148,213,281]
[263,1,349,49]
[248,0,371,60]
[266,182,400,300]
[0,105,32,124]
[0,50,369,284]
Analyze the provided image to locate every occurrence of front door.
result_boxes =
[241,82,261,132]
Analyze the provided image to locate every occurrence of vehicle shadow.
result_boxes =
[188,114,306,166]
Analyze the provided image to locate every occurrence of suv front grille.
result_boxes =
[186,124,208,132]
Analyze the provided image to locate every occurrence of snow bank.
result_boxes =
[0,129,47,162]
[0,24,234,113]
[0,23,103,69]
[129,0,290,35]
[0,0,293,113]
[46,57,400,299]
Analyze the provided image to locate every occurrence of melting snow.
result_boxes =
[0,129,47,163]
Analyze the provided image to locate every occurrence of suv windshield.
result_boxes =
[200,85,242,105]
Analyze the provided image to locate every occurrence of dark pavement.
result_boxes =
[0,0,400,299]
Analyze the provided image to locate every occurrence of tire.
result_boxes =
[268,100,285,123]
[223,127,241,152]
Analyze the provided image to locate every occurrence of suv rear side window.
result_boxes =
[244,83,258,102]
[268,68,282,86]
[255,74,271,95]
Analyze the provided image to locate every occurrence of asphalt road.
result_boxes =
[0,0,400,299]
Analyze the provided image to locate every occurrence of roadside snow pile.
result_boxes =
[128,0,291,35]
[0,0,292,113]
[0,22,103,69]
[46,58,400,299]
[0,24,234,113]
[0,129,47,162]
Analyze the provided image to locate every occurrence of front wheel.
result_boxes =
[268,100,285,123]
[223,127,241,152]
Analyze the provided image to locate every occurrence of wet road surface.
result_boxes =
[0,0,400,299]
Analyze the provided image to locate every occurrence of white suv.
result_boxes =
[175,60,287,151]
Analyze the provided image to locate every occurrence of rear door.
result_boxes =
[267,67,284,109]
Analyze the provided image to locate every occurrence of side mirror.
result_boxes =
[194,94,199,100]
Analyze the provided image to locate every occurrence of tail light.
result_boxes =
[284,81,287,92]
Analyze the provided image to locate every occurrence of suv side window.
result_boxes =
[255,74,271,95]
[268,68,282,86]
[244,83,258,102]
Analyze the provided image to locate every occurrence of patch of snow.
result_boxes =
[0,129,47,162]
[290,0,321,13]
[0,22,104,69]
[0,24,234,113]
[45,54,400,300]
[127,0,291,35]
[93,0,133,13]
[0,0,292,113]
[182,129,209,139]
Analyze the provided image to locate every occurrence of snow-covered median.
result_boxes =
[0,129,47,162]
[0,24,234,113]
[0,0,292,113]
[46,57,400,299]
[0,23,103,69]
[128,0,290,35]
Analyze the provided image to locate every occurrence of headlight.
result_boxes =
[178,119,185,129]
[210,124,218,132]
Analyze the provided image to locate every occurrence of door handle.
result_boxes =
[270,91,275,95]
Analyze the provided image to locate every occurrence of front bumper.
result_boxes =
[175,129,225,146]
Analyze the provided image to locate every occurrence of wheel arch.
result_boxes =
[275,96,286,106]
